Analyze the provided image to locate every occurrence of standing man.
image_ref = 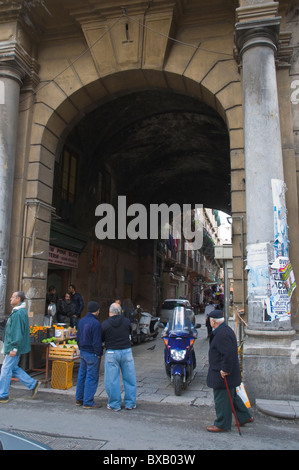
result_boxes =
[0,291,41,403]
[204,300,215,338]
[68,284,84,329]
[76,301,102,409]
[206,310,253,432]
[102,302,136,411]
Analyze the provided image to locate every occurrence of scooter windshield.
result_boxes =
[168,306,192,335]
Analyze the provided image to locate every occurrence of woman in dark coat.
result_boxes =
[206,310,253,432]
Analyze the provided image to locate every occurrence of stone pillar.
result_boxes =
[0,66,23,316]
[236,7,298,401]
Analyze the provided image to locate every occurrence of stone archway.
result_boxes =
[9,63,244,321]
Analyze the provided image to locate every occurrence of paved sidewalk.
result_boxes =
[36,313,214,407]
[13,313,299,419]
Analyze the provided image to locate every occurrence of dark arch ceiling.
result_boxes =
[65,89,231,213]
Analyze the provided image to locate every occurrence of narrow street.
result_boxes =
[0,314,298,451]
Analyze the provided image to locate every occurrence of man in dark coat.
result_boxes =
[75,301,102,409]
[206,310,253,432]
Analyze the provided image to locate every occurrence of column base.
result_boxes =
[243,328,299,402]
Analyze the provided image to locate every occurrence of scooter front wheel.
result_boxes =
[174,375,182,396]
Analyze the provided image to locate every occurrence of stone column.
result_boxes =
[236,8,297,400]
[0,66,23,316]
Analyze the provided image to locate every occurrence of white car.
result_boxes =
[160,299,195,326]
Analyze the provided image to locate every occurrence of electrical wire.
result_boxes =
[124,11,234,58]
[19,8,234,110]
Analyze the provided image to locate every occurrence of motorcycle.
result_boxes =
[162,306,201,396]
[123,299,161,345]
[137,306,160,342]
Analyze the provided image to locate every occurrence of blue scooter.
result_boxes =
[162,306,201,396]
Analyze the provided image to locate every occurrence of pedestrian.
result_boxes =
[206,310,253,432]
[0,291,41,403]
[204,300,215,338]
[68,284,84,329]
[102,302,137,411]
[45,285,58,313]
[76,301,102,409]
[57,292,76,323]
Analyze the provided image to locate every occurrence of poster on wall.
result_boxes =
[263,179,295,322]
[272,179,289,259]
[265,256,296,322]
[246,242,272,298]
[280,260,296,298]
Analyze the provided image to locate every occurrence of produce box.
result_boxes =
[48,344,79,361]
[30,326,48,343]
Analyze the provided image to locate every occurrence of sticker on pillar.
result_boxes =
[279,259,296,299]
[272,179,289,259]
[246,242,270,298]
[266,256,292,322]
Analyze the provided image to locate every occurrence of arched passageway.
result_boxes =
[54,89,230,226]
[70,90,230,209]
[49,86,231,316]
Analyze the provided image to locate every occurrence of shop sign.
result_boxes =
[49,246,79,268]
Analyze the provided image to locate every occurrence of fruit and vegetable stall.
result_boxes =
[29,324,79,389]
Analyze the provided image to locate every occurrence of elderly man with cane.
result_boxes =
[206,310,253,433]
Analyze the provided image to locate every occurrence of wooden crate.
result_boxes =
[48,345,79,361]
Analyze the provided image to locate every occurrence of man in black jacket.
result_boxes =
[68,284,84,329]
[206,310,253,432]
[102,303,136,411]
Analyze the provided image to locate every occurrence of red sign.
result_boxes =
[49,246,79,268]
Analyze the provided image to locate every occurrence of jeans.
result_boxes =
[213,388,252,430]
[0,355,37,398]
[70,316,79,329]
[104,348,136,410]
[76,350,101,407]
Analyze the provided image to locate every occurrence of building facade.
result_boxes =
[0,0,298,400]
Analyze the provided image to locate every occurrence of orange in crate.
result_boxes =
[51,360,74,390]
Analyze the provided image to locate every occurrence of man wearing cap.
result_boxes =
[75,301,102,409]
[206,310,253,432]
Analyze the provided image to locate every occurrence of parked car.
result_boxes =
[0,430,52,450]
[160,299,195,326]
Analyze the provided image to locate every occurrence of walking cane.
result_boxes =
[223,376,242,436]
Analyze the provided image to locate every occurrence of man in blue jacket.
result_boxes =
[0,291,41,403]
[75,301,102,409]
[206,310,253,432]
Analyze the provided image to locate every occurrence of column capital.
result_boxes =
[235,17,281,57]
[0,40,39,89]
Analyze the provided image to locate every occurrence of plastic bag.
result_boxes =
[236,382,251,408]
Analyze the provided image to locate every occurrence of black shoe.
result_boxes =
[0,397,9,403]
[31,381,42,399]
